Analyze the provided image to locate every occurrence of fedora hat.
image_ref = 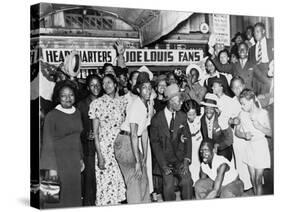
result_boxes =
[200,93,218,108]
[62,50,81,78]
[164,84,182,101]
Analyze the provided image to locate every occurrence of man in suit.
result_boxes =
[200,93,233,161]
[150,84,193,201]
[234,42,257,90]
[248,22,273,94]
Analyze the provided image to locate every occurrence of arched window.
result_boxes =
[40,8,134,31]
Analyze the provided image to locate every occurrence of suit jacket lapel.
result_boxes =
[244,60,251,71]
[172,112,182,141]
[212,113,220,138]
[159,110,171,138]
[201,115,208,139]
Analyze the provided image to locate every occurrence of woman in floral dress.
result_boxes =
[89,74,127,206]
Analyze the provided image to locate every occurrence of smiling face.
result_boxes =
[138,82,152,101]
[200,142,214,164]
[238,43,248,59]
[168,74,177,85]
[104,65,115,75]
[157,80,167,95]
[212,82,223,96]
[206,60,216,75]
[169,95,183,112]
[219,52,229,65]
[187,108,197,123]
[235,35,243,45]
[88,78,101,97]
[231,79,245,97]
[205,106,215,120]
[59,86,75,109]
[103,76,116,95]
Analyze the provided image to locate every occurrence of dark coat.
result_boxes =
[248,38,274,65]
[233,60,256,90]
[200,113,233,160]
[150,109,192,170]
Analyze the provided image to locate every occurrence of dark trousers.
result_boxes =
[218,145,233,162]
[162,163,193,201]
[81,141,96,206]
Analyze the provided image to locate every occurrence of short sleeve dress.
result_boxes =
[239,109,271,169]
[89,94,127,206]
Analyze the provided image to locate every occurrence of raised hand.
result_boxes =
[114,39,126,55]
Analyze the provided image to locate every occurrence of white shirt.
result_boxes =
[205,116,215,139]
[187,116,202,142]
[239,58,248,69]
[120,92,138,130]
[249,37,255,46]
[217,94,237,129]
[164,107,175,128]
[255,37,269,63]
[201,154,238,186]
[122,96,151,136]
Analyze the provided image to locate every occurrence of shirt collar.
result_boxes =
[259,36,266,45]
[205,115,215,124]
[55,104,76,114]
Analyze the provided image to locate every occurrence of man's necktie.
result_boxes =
[257,41,262,64]
[170,112,175,135]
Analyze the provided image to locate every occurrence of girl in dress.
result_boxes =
[89,74,127,206]
[235,88,272,195]
[182,99,203,184]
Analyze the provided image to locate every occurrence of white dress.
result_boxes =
[239,109,271,169]
[89,95,127,206]
[187,116,203,184]
[232,97,252,190]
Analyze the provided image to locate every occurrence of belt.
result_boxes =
[119,130,131,136]
[119,130,142,138]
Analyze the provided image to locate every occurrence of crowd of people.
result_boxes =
[39,22,273,208]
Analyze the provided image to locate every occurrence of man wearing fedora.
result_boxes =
[200,93,233,161]
[150,84,193,201]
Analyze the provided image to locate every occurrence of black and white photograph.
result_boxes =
[29,1,275,210]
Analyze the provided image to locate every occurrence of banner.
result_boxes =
[212,14,230,46]
[41,48,204,66]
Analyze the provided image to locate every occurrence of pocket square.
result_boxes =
[214,127,221,132]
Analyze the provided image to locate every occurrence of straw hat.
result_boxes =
[164,84,182,101]
[137,65,153,81]
[200,93,218,108]
[62,50,81,78]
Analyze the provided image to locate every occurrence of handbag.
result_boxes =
[40,170,61,204]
